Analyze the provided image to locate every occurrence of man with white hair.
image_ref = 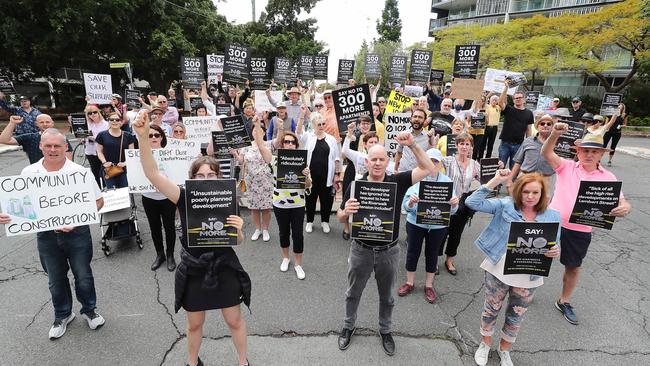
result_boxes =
[0,114,73,163]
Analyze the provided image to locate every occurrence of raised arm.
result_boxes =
[0,116,21,145]
[498,79,509,111]
[541,122,567,170]
[394,132,435,183]
[254,123,273,164]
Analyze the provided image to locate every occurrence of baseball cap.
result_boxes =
[277,101,287,109]
[426,148,444,162]
[18,95,29,101]
[572,96,581,102]
[552,97,560,102]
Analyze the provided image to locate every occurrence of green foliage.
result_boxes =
[624,80,650,119]
[628,116,650,126]
[376,0,401,43]
[353,40,370,82]
[352,40,405,96]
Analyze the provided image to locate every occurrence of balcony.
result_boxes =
[510,0,619,13]
[429,17,449,33]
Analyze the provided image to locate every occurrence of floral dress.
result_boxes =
[241,143,273,210]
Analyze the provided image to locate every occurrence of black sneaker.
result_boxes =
[380,332,395,356]
[338,327,355,350]
[555,300,579,325]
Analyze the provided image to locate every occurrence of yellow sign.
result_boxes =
[385,90,413,115]
[109,62,129,69]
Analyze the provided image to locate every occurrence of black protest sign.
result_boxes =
[453,45,480,78]
[290,61,299,80]
[350,180,397,242]
[364,53,381,79]
[215,104,232,116]
[525,91,540,110]
[429,69,444,86]
[480,157,500,198]
[553,120,585,159]
[185,179,238,247]
[189,97,203,114]
[276,149,308,190]
[221,115,252,149]
[274,57,292,84]
[332,84,373,126]
[389,56,407,84]
[600,93,623,116]
[471,111,487,130]
[211,131,231,160]
[506,74,527,88]
[250,57,271,90]
[337,59,355,84]
[125,89,141,109]
[446,134,457,156]
[0,76,16,93]
[167,98,177,108]
[223,44,250,85]
[504,222,558,276]
[298,55,314,80]
[313,56,328,80]
[569,181,622,230]
[70,113,89,138]
[181,56,205,90]
[416,181,453,226]
[409,49,433,84]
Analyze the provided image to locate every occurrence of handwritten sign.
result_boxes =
[83,73,113,104]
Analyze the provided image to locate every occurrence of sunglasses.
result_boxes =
[159,101,167,104]
[108,118,121,122]
[87,111,99,116]
[283,140,296,145]
[315,104,324,108]
[572,101,580,103]
[317,123,326,127]
[149,133,162,138]
[538,122,553,126]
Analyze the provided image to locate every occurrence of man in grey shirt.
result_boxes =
[394,109,432,173]
[510,114,555,185]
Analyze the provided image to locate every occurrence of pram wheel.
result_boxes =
[136,236,143,249]
[102,240,111,256]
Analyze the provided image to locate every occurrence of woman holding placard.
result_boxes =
[131,112,250,366]
[96,112,136,189]
[465,171,560,366]
[603,103,628,166]
[84,104,109,187]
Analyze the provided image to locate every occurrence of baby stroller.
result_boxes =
[99,188,143,256]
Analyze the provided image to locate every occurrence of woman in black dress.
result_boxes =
[132,112,250,366]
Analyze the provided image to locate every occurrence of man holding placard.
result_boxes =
[0,129,105,340]
[541,125,631,325]
[336,131,434,356]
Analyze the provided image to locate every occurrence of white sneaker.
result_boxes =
[262,230,270,242]
[82,310,105,330]
[305,223,313,233]
[49,312,75,339]
[497,348,514,366]
[294,265,306,280]
[280,258,290,272]
[322,222,330,233]
[251,229,261,241]
[474,342,490,366]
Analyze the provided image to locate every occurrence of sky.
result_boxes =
[213,0,433,81]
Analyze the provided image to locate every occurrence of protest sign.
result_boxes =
[409,49,432,84]
[185,179,238,247]
[525,91,540,110]
[453,45,480,79]
[211,131,231,160]
[125,147,196,193]
[276,149,308,190]
[471,112,487,130]
[221,115,251,149]
[483,68,525,95]
[337,59,355,84]
[389,56,407,85]
[313,55,328,80]
[446,134,457,156]
[364,53,381,79]
[383,113,411,159]
[290,61,299,80]
[0,170,99,236]
[480,157,499,198]
[569,181,622,230]
[223,44,250,85]
[206,54,224,84]
[83,73,112,104]
[189,97,203,113]
[125,89,141,109]
[182,116,216,142]
[332,84,373,126]
[404,85,424,98]
[215,104,232,116]
[450,78,484,101]
[504,222,559,276]
[429,69,444,86]
[0,76,16,94]
[250,57,271,90]
[384,90,413,114]
[600,93,623,116]
[537,94,553,111]
[350,180,397,242]
[254,90,283,112]
[166,138,202,157]
[98,187,131,214]
[298,55,314,80]
[553,120,585,159]
[274,57,292,84]
[70,113,89,138]
[180,57,205,90]
[416,181,453,226]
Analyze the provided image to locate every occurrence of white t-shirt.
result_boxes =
[480,255,543,289]
[22,158,102,200]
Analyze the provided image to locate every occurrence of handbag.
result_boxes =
[104,134,125,179]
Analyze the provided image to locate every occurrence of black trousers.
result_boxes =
[142,196,177,255]
[274,206,305,253]
[306,179,334,223]
[482,126,498,159]
[603,132,622,156]
[406,222,447,273]
[471,133,485,160]
[86,154,104,188]
[438,212,471,258]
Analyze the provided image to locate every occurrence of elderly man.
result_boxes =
[509,114,555,189]
[498,80,533,169]
[0,92,41,135]
[0,128,105,339]
[267,86,308,130]
[156,95,179,126]
[394,109,432,173]
[0,114,73,163]
[541,125,631,326]
[337,131,434,356]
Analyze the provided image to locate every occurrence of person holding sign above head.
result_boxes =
[218,75,251,116]
[498,80,533,169]
[541,124,630,326]
[95,112,136,189]
[0,114,73,164]
[131,112,250,366]
[602,103,627,166]
[336,132,435,356]
[465,171,561,366]
[0,128,106,340]
[83,104,110,187]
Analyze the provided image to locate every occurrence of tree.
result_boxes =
[353,40,370,82]
[352,39,405,95]
[376,0,401,43]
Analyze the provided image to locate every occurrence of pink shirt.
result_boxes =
[162,106,179,126]
[549,159,621,233]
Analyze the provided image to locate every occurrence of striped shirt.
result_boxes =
[441,156,481,197]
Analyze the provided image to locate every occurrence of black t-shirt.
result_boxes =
[429,112,455,124]
[310,138,330,182]
[569,107,587,120]
[340,171,413,246]
[499,105,533,144]
[95,130,136,164]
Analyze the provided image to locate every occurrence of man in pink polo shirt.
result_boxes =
[541,124,631,325]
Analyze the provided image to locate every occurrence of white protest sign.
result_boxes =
[206,54,224,84]
[383,113,411,159]
[98,187,131,214]
[537,94,554,111]
[83,73,113,104]
[0,169,100,236]
[254,90,283,112]
[404,85,424,98]
[125,147,196,193]
[166,138,202,157]
[483,68,524,96]
[182,116,217,142]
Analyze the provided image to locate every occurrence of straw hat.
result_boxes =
[572,130,611,151]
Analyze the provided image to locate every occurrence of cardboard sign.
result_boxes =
[553,120,585,159]
[98,187,131,214]
[215,104,232,116]
[429,69,444,86]
[446,134,457,156]
[364,53,381,80]
[350,180,397,242]
[337,59,355,84]
[125,147,196,193]
[415,181,453,226]
[453,45,480,78]
[185,179,238,247]
[250,57,271,90]
[254,90,283,112]
[332,84,373,126]
[183,116,217,142]
[180,57,205,90]
[404,85,424,98]
[313,55,329,80]
[600,93,623,116]
[480,157,499,198]
[276,149,307,190]
[221,115,251,149]
[298,55,314,79]
[385,90,413,114]
[383,113,411,159]
[450,78,484,101]
[83,73,112,104]
[389,56,407,85]
[70,113,89,138]
[525,91,540,110]
[274,57,292,84]
[504,222,559,276]
[0,170,99,236]
[211,131,231,160]
[569,181,622,230]
[223,44,250,85]
[409,49,433,84]
[206,54,224,84]
[0,76,16,94]
[483,68,524,95]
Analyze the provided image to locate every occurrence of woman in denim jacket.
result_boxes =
[466,171,561,366]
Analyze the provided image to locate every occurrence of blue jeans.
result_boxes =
[498,142,521,169]
[37,225,97,320]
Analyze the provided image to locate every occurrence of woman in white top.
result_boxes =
[84,104,109,187]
